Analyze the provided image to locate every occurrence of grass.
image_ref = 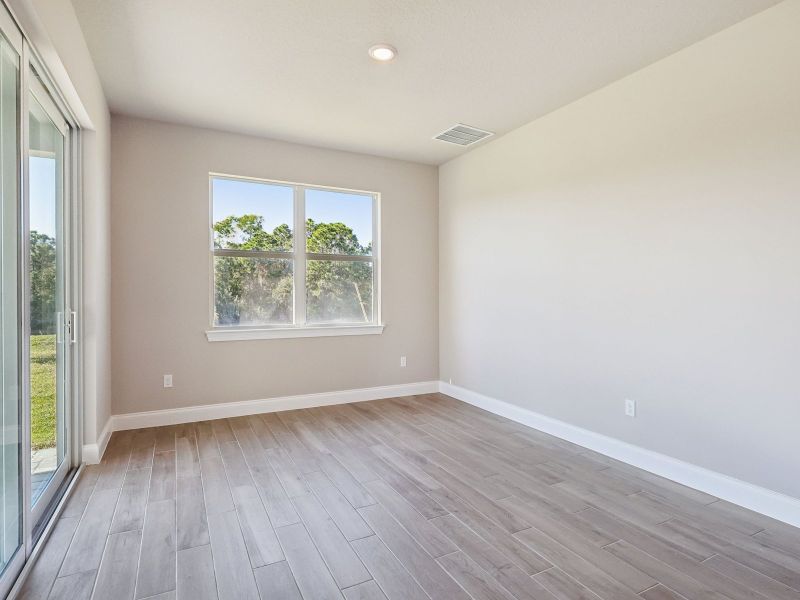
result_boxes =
[31,334,56,450]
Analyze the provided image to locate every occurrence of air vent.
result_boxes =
[434,123,494,146]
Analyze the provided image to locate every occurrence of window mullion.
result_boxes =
[293,185,306,325]
[372,192,380,325]
[213,249,293,259]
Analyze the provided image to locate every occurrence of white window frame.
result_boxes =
[206,173,383,341]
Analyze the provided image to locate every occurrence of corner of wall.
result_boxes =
[82,415,112,464]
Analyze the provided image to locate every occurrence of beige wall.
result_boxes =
[439,1,800,498]
[111,116,438,415]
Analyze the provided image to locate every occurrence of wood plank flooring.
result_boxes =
[16,393,800,600]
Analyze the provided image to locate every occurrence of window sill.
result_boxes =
[205,324,385,342]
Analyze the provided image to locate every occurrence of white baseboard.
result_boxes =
[81,377,800,528]
[82,418,112,465]
[439,381,800,529]
[109,380,438,434]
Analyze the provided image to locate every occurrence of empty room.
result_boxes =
[0,0,799,598]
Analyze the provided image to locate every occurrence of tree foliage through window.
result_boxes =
[30,231,56,335]
[213,215,373,325]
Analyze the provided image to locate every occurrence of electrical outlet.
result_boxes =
[400,356,407,367]
[625,398,636,417]
[164,374,173,388]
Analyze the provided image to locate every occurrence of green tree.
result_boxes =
[306,218,369,255]
[30,231,56,334]
[212,215,373,325]
[305,218,372,322]
[214,214,292,251]
[213,216,293,325]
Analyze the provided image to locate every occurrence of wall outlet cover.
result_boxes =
[625,399,636,417]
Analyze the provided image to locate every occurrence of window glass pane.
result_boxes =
[28,92,66,505]
[305,189,372,255]
[307,260,372,323]
[214,257,293,326]
[212,178,293,251]
[0,33,20,575]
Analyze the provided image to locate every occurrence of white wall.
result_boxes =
[439,0,800,499]
[111,116,438,416]
[9,0,111,450]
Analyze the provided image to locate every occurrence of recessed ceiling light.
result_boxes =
[368,44,397,62]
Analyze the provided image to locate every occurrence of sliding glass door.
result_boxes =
[0,4,77,595]
[27,73,70,522]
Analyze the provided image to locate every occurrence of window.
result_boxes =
[208,174,381,340]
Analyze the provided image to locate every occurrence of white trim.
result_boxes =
[0,2,22,54]
[81,417,111,465]
[206,324,384,342]
[29,74,68,135]
[292,183,306,325]
[372,190,381,327]
[209,172,378,197]
[111,380,437,431]
[4,0,90,128]
[439,381,800,529]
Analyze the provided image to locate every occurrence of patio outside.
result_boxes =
[31,333,57,502]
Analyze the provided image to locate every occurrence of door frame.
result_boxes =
[0,2,83,594]
[0,11,24,599]
[23,63,74,531]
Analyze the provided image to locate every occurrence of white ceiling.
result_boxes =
[71,0,779,165]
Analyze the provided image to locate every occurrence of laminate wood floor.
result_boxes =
[17,393,800,600]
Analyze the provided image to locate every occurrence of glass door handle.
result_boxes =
[68,311,77,344]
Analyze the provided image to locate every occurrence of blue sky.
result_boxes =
[30,156,56,238]
[212,178,372,246]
